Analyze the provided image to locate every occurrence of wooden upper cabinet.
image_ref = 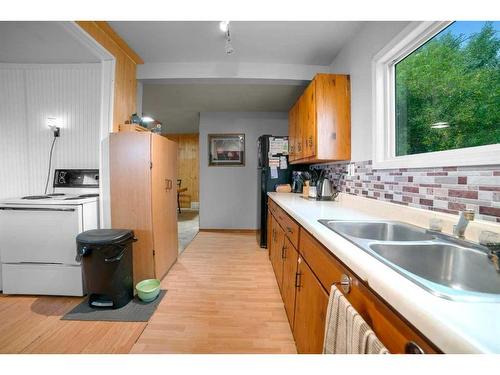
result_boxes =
[288,106,297,162]
[301,81,316,159]
[288,73,351,164]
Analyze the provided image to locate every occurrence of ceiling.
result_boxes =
[143,83,306,133]
[109,21,364,65]
[0,22,102,63]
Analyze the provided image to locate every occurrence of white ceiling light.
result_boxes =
[219,21,230,33]
[219,21,235,55]
[141,116,155,123]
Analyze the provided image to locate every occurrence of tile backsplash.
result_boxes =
[312,160,500,223]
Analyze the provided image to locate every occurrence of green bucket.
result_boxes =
[136,279,161,302]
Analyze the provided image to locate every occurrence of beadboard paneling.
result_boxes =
[0,64,101,199]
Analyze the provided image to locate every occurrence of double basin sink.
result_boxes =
[318,220,500,302]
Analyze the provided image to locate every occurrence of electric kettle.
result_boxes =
[317,176,335,201]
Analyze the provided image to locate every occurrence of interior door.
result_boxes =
[293,256,329,354]
[151,134,175,280]
[282,237,299,329]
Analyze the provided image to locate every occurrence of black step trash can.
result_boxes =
[76,229,136,309]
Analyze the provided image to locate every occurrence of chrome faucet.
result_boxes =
[488,247,500,273]
[479,231,500,273]
[453,210,475,239]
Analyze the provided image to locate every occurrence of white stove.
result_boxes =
[0,169,100,296]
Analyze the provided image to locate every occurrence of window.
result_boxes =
[373,21,500,169]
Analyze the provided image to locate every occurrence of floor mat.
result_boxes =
[61,290,166,322]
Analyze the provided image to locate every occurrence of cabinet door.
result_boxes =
[302,81,316,159]
[288,106,296,162]
[295,96,304,160]
[267,208,273,253]
[151,135,178,280]
[165,139,179,271]
[293,256,329,354]
[282,237,299,329]
[110,133,155,285]
[270,215,284,291]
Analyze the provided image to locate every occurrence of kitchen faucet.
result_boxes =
[488,246,500,273]
[452,210,475,239]
[479,231,500,273]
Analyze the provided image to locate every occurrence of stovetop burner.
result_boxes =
[21,195,51,200]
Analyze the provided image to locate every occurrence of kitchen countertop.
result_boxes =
[268,192,500,353]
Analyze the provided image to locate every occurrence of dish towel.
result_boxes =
[323,285,389,354]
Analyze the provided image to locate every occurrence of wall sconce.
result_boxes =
[47,117,61,137]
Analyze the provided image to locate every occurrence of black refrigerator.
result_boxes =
[257,135,294,248]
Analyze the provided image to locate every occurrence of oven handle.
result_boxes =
[0,207,76,212]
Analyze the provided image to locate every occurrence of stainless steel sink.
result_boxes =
[370,243,500,296]
[318,219,500,302]
[322,221,435,241]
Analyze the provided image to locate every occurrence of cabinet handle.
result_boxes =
[308,136,313,148]
[281,244,287,259]
[333,274,352,294]
[165,179,169,192]
[405,341,424,354]
[286,226,293,233]
[295,271,302,288]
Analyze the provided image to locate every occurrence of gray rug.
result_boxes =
[61,290,167,322]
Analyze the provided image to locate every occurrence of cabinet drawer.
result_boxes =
[268,198,279,217]
[299,228,440,354]
[268,198,299,249]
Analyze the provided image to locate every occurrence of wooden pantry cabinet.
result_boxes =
[110,132,179,285]
[267,196,440,354]
[288,73,351,164]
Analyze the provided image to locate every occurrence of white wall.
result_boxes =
[329,21,410,162]
[199,112,288,229]
[0,64,102,198]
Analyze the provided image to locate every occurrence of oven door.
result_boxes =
[0,205,83,265]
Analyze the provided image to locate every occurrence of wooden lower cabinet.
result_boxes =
[267,197,440,354]
[269,215,285,291]
[293,256,329,354]
[282,237,299,328]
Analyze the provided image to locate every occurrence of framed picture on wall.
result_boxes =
[208,134,245,166]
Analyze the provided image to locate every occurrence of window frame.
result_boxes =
[372,21,500,169]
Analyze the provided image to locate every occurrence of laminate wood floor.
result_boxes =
[0,232,296,354]
[130,231,297,353]
[0,294,146,353]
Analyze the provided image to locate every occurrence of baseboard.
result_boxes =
[199,228,258,234]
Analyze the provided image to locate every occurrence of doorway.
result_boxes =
[166,133,200,253]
